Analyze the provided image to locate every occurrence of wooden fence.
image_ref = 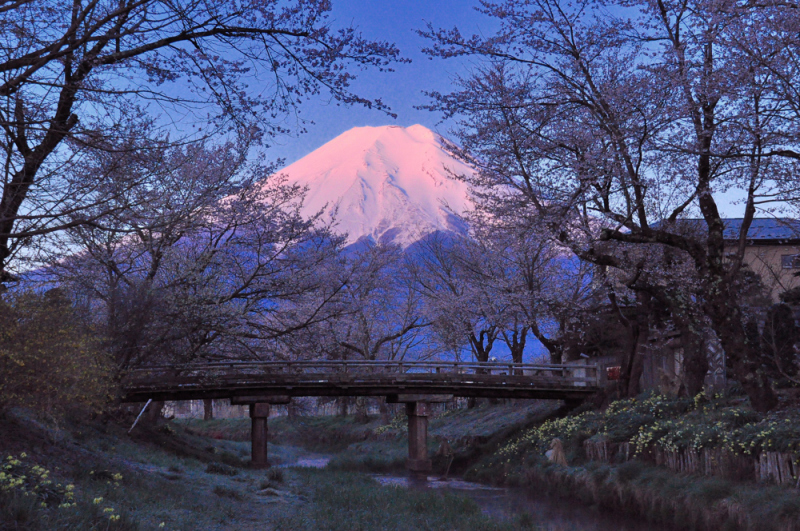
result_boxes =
[583,439,798,486]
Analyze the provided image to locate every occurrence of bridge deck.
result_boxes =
[121,360,600,402]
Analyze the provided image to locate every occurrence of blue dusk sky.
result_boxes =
[266,1,750,218]
[265,0,494,167]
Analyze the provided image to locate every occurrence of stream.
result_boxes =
[281,455,661,530]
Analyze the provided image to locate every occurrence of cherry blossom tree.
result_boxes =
[462,208,597,365]
[421,0,800,410]
[408,231,501,364]
[0,0,403,286]
[307,242,431,365]
[301,241,431,421]
[51,136,348,372]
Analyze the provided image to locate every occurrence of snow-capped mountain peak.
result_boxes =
[273,124,475,246]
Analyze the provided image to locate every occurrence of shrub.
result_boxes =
[0,453,136,530]
[0,289,113,417]
[615,460,646,482]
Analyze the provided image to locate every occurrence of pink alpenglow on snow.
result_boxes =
[270,125,476,247]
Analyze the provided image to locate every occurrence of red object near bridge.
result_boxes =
[606,366,621,381]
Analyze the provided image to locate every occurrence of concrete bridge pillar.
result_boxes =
[232,395,291,469]
[406,402,431,474]
[249,403,270,468]
[387,394,453,475]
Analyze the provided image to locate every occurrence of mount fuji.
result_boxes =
[272,124,476,247]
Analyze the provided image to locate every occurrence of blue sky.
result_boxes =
[265,0,493,167]
[265,1,753,218]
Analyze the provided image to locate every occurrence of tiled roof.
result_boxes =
[654,218,800,242]
[661,218,800,241]
[720,218,800,241]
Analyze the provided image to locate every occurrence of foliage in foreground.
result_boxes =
[475,393,800,482]
[0,453,135,531]
[0,290,113,417]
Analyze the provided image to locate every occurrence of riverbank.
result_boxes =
[460,393,800,531]
[184,394,800,530]
[6,392,800,530]
[0,407,535,530]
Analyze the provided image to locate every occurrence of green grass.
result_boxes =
[326,439,409,473]
[272,468,536,531]
[0,409,313,530]
[11,396,800,530]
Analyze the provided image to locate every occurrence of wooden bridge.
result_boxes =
[122,360,601,473]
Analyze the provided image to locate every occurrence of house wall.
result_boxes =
[737,244,800,302]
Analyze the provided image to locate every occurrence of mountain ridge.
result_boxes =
[270,124,475,247]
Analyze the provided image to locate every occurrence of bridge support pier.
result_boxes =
[232,396,291,469]
[387,395,453,475]
[249,403,270,468]
[406,402,431,474]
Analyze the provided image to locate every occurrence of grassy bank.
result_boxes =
[459,392,800,530]
[0,409,309,530]
[521,460,800,531]
[0,407,547,530]
[14,392,800,530]
[183,394,800,530]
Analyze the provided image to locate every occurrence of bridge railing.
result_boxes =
[124,360,601,387]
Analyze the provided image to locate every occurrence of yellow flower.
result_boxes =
[93,497,103,504]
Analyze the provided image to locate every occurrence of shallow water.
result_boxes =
[371,473,661,531]
[284,455,661,530]
[277,455,331,469]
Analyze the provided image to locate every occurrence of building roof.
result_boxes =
[720,218,800,242]
[662,218,800,244]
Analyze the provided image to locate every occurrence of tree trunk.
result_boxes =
[611,291,650,397]
[146,400,164,424]
[337,397,348,417]
[203,399,213,421]
[502,326,528,374]
[530,322,563,364]
[379,397,391,424]
[707,296,777,412]
[620,326,643,397]
[355,396,368,423]
[469,327,498,367]
[675,321,709,397]
[627,334,647,397]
